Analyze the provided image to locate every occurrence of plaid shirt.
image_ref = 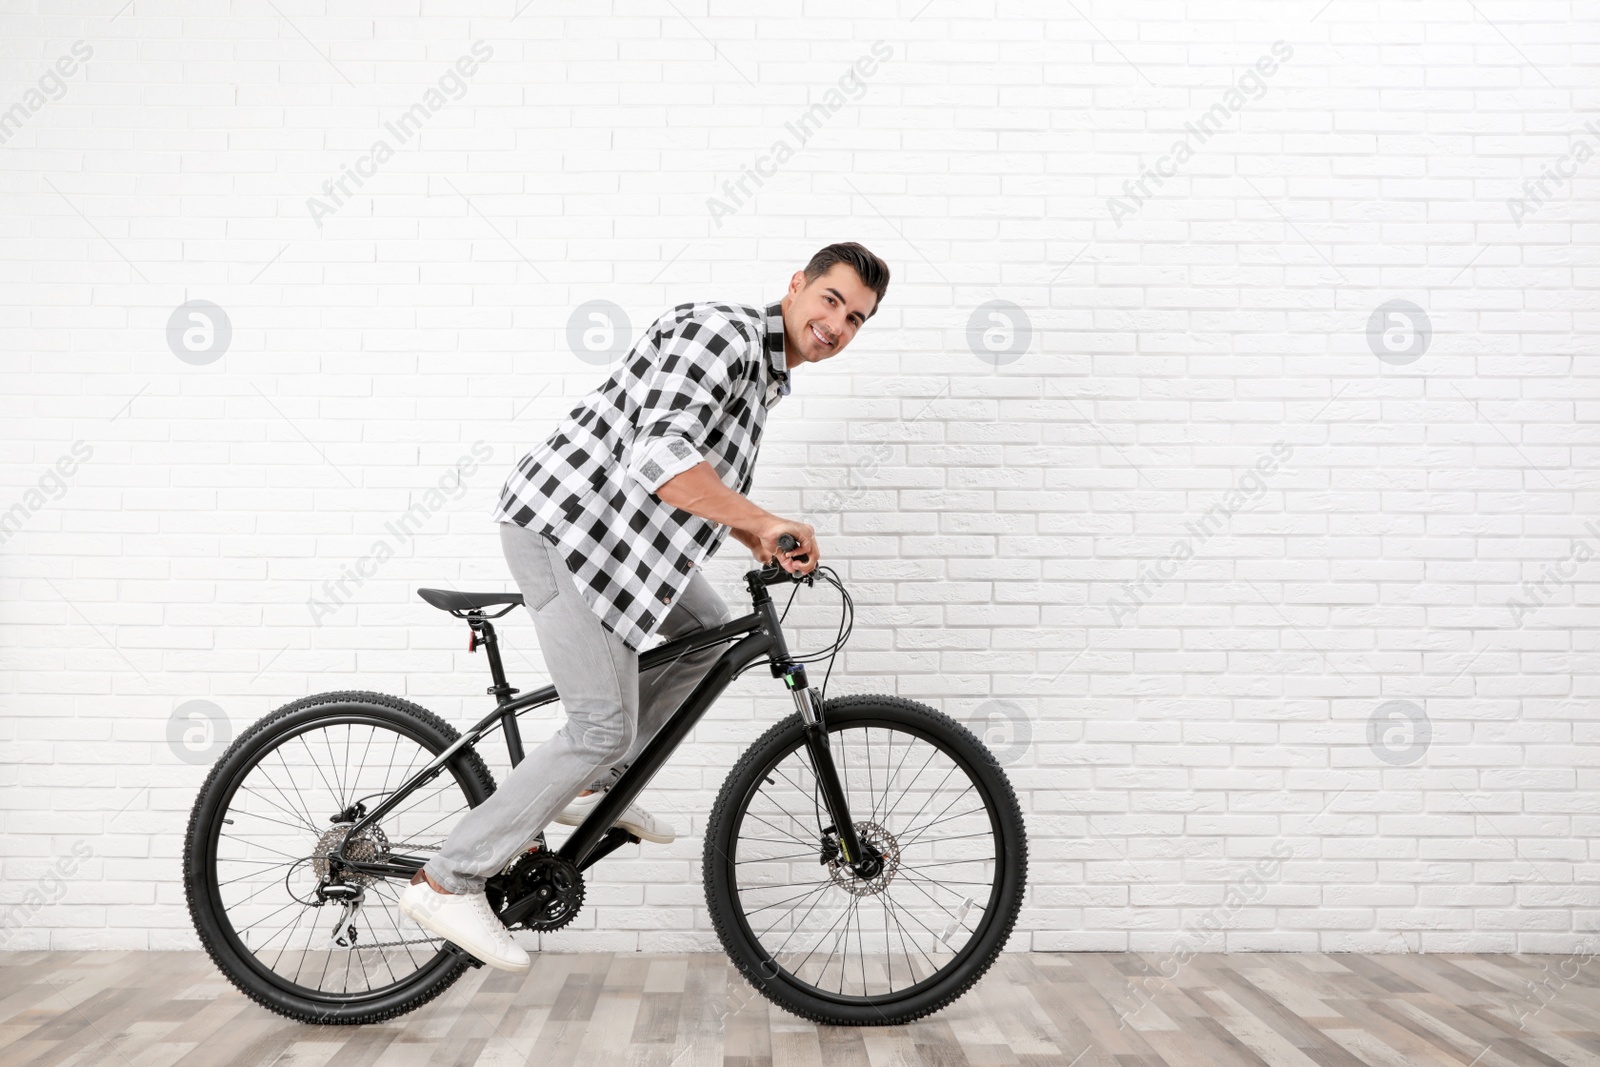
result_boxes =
[492,299,790,651]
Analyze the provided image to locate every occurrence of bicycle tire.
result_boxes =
[182,690,497,1024]
[703,693,1028,1025]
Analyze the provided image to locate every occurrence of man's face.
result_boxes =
[780,264,876,369]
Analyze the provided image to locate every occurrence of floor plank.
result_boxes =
[3,952,1600,1067]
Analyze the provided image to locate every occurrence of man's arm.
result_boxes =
[656,462,818,575]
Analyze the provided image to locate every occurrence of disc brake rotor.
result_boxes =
[827,820,900,897]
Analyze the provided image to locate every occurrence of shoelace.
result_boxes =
[465,893,510,940]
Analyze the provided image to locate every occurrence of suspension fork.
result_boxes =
[783,663,866,867]
[750,572,868,870]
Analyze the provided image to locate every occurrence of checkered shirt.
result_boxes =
[492,299,791,652]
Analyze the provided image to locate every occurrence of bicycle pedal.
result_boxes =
[446,943,485,969]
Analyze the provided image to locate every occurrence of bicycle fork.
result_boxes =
[782,664,868,869]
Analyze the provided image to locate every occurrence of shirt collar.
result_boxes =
[763,300,790,397]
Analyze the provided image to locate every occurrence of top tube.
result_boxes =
[482,608,767,725]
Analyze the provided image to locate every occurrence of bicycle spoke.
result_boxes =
[237,778,319,834]
[207,715,478,999]
[893,795,983,853]
[728,719,1001,1002]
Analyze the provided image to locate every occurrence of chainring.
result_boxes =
[489,852,585,932]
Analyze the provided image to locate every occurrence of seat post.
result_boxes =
[468,613,524,765]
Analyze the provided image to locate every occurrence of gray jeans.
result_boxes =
[423,520,734,894]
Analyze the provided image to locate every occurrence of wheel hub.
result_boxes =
[311,822,389,887]
[827,820,900,897]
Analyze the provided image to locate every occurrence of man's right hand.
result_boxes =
[752,519,818,575]
[653,463,819,575]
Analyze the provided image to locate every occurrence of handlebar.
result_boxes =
[777,532,809,564]
[752,532,812,586]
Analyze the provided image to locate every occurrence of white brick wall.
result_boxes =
[2,0,1597,956]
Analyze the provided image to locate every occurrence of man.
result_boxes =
[399,242,891,971]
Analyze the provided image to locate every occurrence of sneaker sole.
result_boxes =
[398,893,531,973]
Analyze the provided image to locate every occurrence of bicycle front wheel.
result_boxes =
[703,694,1028,1025]
[182,691,497,1024]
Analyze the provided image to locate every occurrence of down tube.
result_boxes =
[557,628,773,869]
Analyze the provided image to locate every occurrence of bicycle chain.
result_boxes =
[334,935,448,950]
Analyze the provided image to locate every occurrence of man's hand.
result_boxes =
[656,462,819,575]
[753,519,818,575]
[731,522,818,575]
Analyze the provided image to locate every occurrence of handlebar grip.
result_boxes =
[777,532,809,564]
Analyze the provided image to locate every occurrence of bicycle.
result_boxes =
[183,535,1028,1026]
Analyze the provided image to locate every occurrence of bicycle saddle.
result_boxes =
[415,588,524,613]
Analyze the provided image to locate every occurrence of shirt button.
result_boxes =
[662,594,672,604]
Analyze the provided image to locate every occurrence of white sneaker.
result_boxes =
[554,791,677,844]
[398,878,530,973]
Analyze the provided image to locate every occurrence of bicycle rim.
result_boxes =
[200,713,476,1005]
[724,717,1008,1005]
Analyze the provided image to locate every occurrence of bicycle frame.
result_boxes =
[332,565,867,884]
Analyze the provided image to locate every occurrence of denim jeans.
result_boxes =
[423,520,733,894]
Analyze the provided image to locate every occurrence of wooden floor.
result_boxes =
[3,950,1600,1066]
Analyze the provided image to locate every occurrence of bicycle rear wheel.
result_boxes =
[703,694,1028,1025]
[182,691,497,1024]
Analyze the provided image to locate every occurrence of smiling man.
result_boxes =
[399,242,891,971]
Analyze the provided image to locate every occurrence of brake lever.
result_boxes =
[757,560,812,586]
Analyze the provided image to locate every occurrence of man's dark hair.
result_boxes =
[802,242,890,318]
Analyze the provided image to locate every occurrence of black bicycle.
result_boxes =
[183,536,1027,1026]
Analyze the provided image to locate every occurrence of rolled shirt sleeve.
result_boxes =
[625,313,740,495]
